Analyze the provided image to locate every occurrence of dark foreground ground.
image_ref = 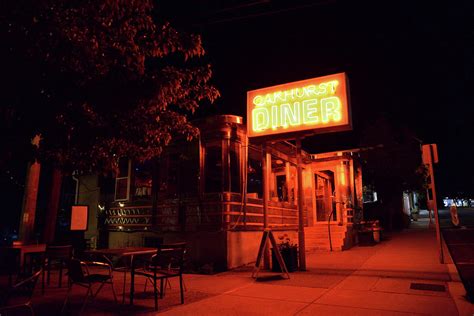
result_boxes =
[2,214,473,315]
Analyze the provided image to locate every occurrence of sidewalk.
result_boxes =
[158,219,472,316]
[30,219,474,315]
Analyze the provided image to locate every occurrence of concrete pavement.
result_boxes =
[28,216,474,315]
[158,218,472,316]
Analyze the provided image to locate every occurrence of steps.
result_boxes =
[305,224,348,251]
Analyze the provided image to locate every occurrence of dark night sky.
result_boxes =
[161,0,474,197]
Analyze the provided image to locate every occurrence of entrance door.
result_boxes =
[275,174,287,202]
[315,171,336,222]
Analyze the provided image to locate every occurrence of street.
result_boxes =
[440,207,474,228]
[439,207,474,301]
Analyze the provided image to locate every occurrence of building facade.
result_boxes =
[79,115,364,270]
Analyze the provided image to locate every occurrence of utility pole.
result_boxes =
[422,144,443,263]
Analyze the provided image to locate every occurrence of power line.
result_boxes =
[195,0,336,26]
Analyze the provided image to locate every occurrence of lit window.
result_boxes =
[115,158,131,201]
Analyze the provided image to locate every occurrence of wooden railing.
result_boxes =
[103,193,299,232]
[103,205,152,229]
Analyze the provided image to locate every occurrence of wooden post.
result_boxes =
[43,168,63,243]
[296,138,306,270]
[19,161,41,243]
[262,143,271,269]
[19,134,42,244]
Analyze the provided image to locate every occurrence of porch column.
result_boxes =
[338,160,351,224]
[296,138,306,271]
[355,162,364,220]
[348,160,355,224]
[285,162,292,204]
[262,143,271,269]
[223,138,231,229]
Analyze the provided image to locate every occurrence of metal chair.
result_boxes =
[62,258,118,314]
[108,256,132,304]
[134,242,186,311]
[42,244,73,292]
[142,236,169,293]
[0,268,42,315]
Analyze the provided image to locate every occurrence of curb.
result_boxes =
[442,236,474,315]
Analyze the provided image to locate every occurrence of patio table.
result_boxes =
[84,247,157,304]
[1,243,46,286]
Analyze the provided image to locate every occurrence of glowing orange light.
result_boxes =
[339,163,346,186]
[247,73,351,138]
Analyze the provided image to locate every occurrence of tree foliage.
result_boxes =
[359,115,427,229]
[2,0,219,174]
[359,116,426,192]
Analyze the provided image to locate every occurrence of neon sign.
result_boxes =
[247,73,351,138]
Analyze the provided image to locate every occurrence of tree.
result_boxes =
[2,0,219,241]
[359,115,427,230]
[4,0,219,172]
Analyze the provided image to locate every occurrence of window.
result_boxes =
[177,147,199,197]
[247,150,262,198]
[115,158,131,201]
[133,160,153,199]
[158,141,199,198]
[276,174,288,202]
[229,142,241,193]
[205,143,222,193]
[167,153,180,197]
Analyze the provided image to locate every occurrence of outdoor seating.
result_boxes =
[88,251,149,304]
[42,244,73,292]
[0,248,20,285]
[62,258,118,314]
[82,250,130,303]
[84,247,158,304]
[109,255,133,304]
[0,268,42,316]
[1,243,46,287]
[142,236,169,293]
[133,242,186,311]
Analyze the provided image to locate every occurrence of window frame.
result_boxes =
[114,159,132,202]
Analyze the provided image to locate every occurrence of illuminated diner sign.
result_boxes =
[247,73,351,139]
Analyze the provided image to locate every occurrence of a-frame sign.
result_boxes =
[252,229,290,280]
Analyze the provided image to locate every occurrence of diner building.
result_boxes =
[77,115,364,271]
